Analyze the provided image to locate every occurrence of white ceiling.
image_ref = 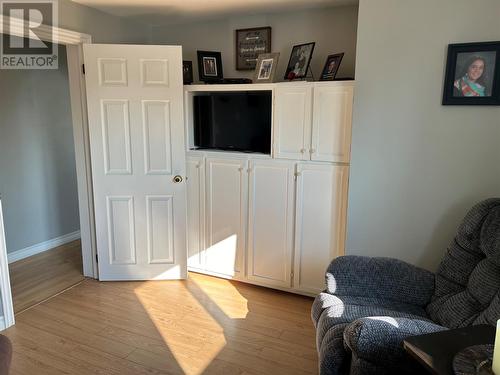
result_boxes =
[71,0,358,26]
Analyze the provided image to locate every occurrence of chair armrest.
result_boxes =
[344,317,446,366]
[326,256,435,306]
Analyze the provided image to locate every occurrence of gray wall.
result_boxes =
[347,0,500,271]
[58,0,151,43]
[151,5,358,82]
[0,45,81,254]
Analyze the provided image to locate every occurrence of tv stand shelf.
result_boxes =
[185,83,275,92]
[184,80,354,92]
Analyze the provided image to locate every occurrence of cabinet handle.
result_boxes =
[310,149,316,154]
[195,163,200,169]
[300,148,306,154]
[238,167,243,172]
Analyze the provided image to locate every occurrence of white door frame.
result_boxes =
[0,15,96,329]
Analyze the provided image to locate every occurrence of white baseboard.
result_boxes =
[0,316,5,331]
[8,230,81,264]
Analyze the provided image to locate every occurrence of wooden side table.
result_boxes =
[403,325,495,375]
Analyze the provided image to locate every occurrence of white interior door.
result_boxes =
[0,198,15,329]
[84,44,187,280]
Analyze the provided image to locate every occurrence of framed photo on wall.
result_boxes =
[183,60,193,84]
[442,41,500,105]
[253,53,279,83]
[284,42,315,80]
[235,26,272,70]
[197,50,223,82]
[319,53,344,81]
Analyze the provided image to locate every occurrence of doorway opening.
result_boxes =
[0,40,85,314]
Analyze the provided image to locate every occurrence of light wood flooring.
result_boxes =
[8,240,84,313]
[3,272,317,375]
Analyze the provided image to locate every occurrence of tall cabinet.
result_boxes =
[185,81,354,295]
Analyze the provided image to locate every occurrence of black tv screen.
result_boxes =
[193,91,272,154]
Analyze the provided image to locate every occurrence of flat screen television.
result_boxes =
[193,91,272,154]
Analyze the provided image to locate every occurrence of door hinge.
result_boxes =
[82,64,85,75]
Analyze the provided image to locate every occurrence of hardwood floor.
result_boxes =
[3,272,317,375]
[8,240,85,313]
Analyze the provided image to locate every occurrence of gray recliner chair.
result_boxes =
[312,198,500,374]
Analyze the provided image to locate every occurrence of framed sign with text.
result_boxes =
[235,26,272,70]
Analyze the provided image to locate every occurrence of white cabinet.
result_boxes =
[273,82,353,163]
[311,84,353,163]
[293,163,349,294]
[186,156,205,270]
[247,159,295,287]
[273,85,312,160]
[184,81,353,295]
[205,157,248,278]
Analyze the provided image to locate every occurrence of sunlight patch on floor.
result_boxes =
[131,276,249,374]
[191,274,249,319]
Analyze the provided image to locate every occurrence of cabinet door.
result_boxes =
[273,85,312,160]
[186,156,205,270]
[205,157,248,278]
[247,159,295,287]
[311,85,354,162]
[294,163,349,294]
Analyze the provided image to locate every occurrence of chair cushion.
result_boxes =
[313,293,431,351]
[427,198,500,328]
[344,317,446,375]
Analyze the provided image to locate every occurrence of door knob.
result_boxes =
[173,175,183,183]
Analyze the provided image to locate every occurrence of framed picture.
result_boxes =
[197,50,223,82]
[284,42,315,80]
[442,41,500,105]
[183,61,193,84]
[253,53,279,83]
[319,53,344,81]
[235,26,271,70]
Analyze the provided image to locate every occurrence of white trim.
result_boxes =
[67,45,98,278]
[0,316,5,331]
[0,15,91,45]
[7,231,81,264]
[0,200,15,329]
